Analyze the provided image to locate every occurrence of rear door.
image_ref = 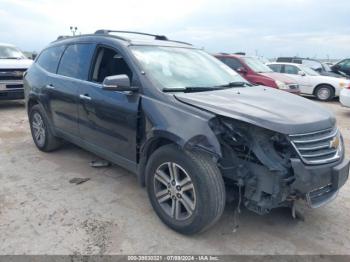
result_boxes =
[48,43,95,137]
[77,45,140,165]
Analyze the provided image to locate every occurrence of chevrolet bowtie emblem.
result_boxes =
[13,71,23,77]
[330,136,340,149]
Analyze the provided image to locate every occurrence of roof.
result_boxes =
[52,30,194,49]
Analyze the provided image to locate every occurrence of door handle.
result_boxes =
[45,84,55,89]
[79,94,92,101]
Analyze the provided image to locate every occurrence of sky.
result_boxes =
[0,0,349,59]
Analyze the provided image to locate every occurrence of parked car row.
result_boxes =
[267,62,350,101]
[22,30,349,235]
[275,57,344,78]
[215,53,300,94]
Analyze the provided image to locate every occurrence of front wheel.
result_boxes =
[146,145,226,235]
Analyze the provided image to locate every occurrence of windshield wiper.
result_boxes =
[163,82,252,93]
[218,81,252,87]
[0,57,21,59]
[163,86,225,93]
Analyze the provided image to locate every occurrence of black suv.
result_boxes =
[24,30,349,234]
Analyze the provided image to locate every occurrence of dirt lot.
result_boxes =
[0,99,349,255]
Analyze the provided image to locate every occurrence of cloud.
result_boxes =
[0,0,349,58]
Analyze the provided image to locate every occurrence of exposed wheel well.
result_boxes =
[145,138,175,161]
[138,137,176,187]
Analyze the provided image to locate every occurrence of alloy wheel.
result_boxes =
[32,112,46,147]
[153,162,196,221]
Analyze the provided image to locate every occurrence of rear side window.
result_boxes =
[36,46,65,73]
[57,43,95,80]
[268,64,282,72]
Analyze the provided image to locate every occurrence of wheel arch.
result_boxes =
[137,130,222,187]
[313,83,335,96]
[26,95,40,115]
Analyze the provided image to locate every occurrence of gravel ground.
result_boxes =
[0,99,349,255]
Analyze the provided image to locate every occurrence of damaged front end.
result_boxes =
[210,117,349,215]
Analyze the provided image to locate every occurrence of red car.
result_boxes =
[214,54,300,94]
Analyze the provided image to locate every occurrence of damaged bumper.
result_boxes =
[291,157,349,208]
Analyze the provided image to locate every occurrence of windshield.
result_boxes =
[0,45,25,59]
[243,57,273,73]
[299,64,320,76]
[323,63,331,71]
[130,46,248,90]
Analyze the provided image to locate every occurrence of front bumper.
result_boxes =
[290,157,349,208]
[0,80,24,100]
[340,88,350,108]
[0,89,24,100]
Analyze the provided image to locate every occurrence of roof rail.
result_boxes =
[95,30,168,40]
[56,35,71,40]
[94,29,192,46]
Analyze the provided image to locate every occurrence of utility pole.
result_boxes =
[70,26,78,36]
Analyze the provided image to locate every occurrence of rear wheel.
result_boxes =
[146,145,226,235]
[315,85,334,101]
[29,105,62,152]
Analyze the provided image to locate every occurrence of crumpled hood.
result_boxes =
[0,59,33,69]
[175,86,336,134]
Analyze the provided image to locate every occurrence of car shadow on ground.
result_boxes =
[0,100,25,109]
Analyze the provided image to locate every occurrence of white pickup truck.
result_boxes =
[0,43,33,100]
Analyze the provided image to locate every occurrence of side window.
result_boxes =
[221,58,243,70]
[36,46,65,73]
[268,64,282,72]
[284,65,299,75]
[57,43,95,80]
[91,47,133,83]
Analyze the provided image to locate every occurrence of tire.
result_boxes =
[29,104,62,152]
[315,85,335,101]
[145,144,226,235]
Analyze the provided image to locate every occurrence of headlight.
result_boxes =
[339,82,350,88]
[275,80,289,90]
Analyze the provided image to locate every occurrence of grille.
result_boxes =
[289,127,342,165]
[288,84,299,90]
[0,69,26,81]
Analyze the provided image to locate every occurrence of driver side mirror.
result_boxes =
[298,71,306,76]
[237,67,247,74]
[102,74,138,92]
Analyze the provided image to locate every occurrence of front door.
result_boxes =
[78,46,140,164]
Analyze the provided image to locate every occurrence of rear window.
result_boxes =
[36,46,65,73]
[57,43,95,80]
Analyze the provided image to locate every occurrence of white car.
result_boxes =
[267,62,350,101]
[340,87,350,107]
[0,43,33,100]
